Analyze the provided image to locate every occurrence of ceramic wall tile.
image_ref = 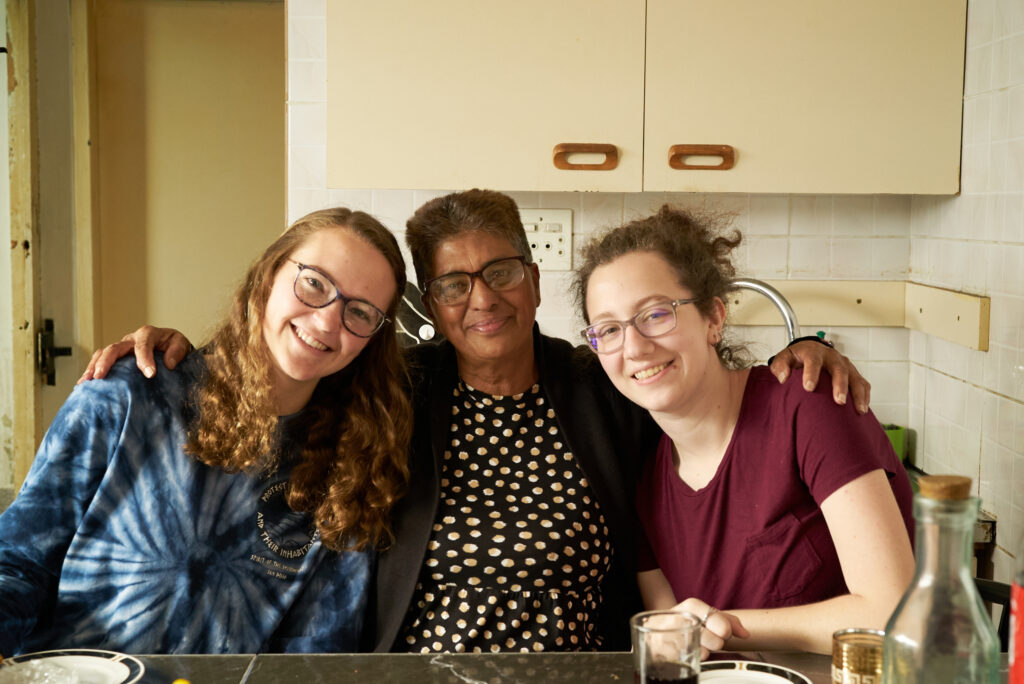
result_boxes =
[788,238,831,278]
[968,0,995,45]
[624,193,669,220]
[869,328,910,361]
[289,103,326,147]
[873,196,911,237]
[288,16,326,61]
[833,197,874,236]
[1010,33,1024,83]
[997,0,1024,35]
[1011,86,1024,138]
[579,194,624,235]
[288,0,326,18]
[288,145,326,190]
[288,188,330,223]
[743,237,788,279]
[288,60,326,104]
[328,189,373,213]
[748,195,790,236]
[870,238,910,278]
[370,190,416,235]
[790,196,832,236]
[965,44,993,97]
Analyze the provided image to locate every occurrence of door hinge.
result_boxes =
[36,319,73,386]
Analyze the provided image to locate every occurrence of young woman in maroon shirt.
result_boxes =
[574,206,915,656]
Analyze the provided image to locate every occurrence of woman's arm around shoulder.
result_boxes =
[78,325,193,382]
[769,338,871,414]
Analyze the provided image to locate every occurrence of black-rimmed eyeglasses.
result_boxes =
[290,260,389,338]
[582,298,699,354]
[424,255,530,306]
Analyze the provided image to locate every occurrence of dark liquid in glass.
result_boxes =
[634,665,698,684]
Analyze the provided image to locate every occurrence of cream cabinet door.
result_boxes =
[326,1,645,192]
[643,0,966,194]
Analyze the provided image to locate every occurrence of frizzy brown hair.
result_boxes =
[572,205,753,369]
[185,207,412,551]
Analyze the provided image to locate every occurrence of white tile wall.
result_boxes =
[289,1,1024,581]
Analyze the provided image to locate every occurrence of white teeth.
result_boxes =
[294,326,328,351]
[633,363,668,380]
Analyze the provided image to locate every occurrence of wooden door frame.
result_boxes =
[7,0,97,490]
[71,1,100,383]
[8,0,40,490]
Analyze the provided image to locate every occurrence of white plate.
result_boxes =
[3,649,144,684]
[700,660,812,683]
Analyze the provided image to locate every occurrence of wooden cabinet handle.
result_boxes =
[668,144,736,170]
[552,143,619,171]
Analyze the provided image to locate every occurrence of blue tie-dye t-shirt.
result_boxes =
[0,353,371,655]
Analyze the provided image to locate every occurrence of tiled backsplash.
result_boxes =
[289,0,1024,582]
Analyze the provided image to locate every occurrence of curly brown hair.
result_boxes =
[573,205,752,369]
[186,207,412,551]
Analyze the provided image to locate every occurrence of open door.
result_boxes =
[5,0,97,492]
[7,0,42,493]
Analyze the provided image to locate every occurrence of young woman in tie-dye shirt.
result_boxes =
[0,208,412,655]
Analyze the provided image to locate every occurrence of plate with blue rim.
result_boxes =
[2,649,145,684]
[700,660,812,683]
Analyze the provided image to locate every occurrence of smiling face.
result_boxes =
[424,231,541,383]
[585,250,725,417]
[262,226,397,413]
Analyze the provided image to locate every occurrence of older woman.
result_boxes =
[82,190,869,653]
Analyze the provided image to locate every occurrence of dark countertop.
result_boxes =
[136,651,835,684]
[134,650,1013,683]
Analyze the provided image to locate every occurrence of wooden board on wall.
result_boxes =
[905,282,990,351]
[728,280,990,352]
[727,280,906,327]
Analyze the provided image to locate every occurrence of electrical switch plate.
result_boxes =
[520,209,573,271]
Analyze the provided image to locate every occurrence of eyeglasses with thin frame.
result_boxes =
[289,260,389,338]
[424,255,530,306]
[582,298,699,354]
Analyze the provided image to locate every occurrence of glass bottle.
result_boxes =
[882,475,999,684]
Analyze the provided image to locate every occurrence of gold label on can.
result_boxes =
[831,628,883,684]
[832,662,881,684]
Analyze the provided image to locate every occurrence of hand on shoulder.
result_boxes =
[78,325,193,384]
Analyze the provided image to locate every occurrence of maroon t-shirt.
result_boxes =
[636,366,914,610]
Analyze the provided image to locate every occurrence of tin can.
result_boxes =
[832,628,884,684]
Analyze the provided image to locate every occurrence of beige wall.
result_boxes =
[96,0,286,346]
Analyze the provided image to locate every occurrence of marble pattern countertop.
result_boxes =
[136,651,837,684]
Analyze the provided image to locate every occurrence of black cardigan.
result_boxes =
[367,326,659,652]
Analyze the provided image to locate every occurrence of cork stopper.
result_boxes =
[918,475,972,500]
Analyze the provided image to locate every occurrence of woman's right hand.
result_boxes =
[676,597,749,659]
[78,325,193,383]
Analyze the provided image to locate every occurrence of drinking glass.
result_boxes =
[630,609,701,684]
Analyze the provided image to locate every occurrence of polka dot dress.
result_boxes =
[399,381,612,653]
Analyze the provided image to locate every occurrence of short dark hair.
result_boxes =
[573,205,751,368]
[405,189,533,290]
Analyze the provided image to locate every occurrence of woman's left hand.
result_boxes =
[676,598,749,659]
[769,340,871,414]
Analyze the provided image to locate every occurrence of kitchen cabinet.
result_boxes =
[326,0,645,192]
[643,0,966,193]
[325,0,966,194]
